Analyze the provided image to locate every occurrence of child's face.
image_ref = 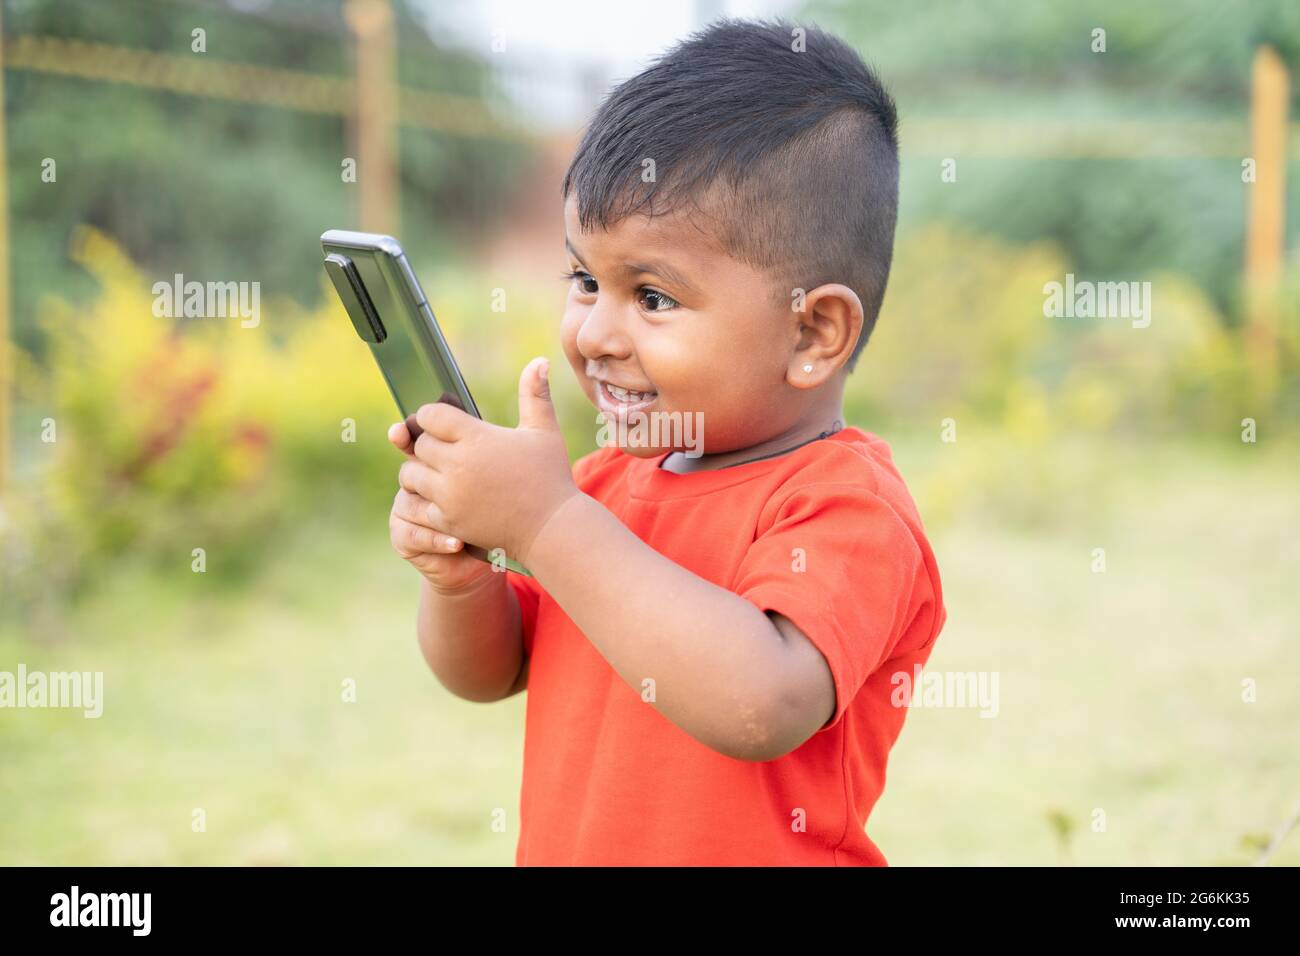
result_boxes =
[560,194,829,461]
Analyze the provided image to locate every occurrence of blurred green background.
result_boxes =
[1,0,1297,865]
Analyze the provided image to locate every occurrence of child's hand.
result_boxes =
[388,420,496,591]
[399,357,579,568]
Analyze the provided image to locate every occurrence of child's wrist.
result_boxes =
[517,490,590,571]
[422,564,504,599]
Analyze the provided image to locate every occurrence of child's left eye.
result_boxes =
[639,288,679,312]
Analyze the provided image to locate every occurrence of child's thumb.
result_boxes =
[517,357,559,431]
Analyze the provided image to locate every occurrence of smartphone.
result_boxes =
[320,229,531,577]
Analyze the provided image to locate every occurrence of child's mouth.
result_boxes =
[597,380,658,415]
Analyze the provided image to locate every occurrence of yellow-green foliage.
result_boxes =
[853,223,1265,431]
[26,226,396,587]
[847,224,1286,528]
[6,227,579,603]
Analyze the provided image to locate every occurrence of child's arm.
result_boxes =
[414,572,527,703]
[519,493,836,762]
[389,420,527,703]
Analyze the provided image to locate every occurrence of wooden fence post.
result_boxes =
[345,0,399,236]
[1244,44,1289,399]
[0,4,11,497]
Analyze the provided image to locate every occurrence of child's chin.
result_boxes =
[609,443,670,459]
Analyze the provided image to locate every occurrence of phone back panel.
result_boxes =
[320,229,479,421]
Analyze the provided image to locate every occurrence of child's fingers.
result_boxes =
[387,421,417,458]
[389,513,464,556]
[391,489,456,537]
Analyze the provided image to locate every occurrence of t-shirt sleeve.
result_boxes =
[732,482,926,733]
[507,446,611,658]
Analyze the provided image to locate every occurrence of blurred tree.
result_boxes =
[3,0,532,358]
[807,0,1300,321]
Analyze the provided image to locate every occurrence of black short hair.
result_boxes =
[562,17,899,372]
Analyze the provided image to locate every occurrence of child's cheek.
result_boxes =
[559,307,580,347]
[559,315,582,365]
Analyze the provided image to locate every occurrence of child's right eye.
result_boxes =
[562,270,598,295]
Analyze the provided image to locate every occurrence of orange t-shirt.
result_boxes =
[506,426,945,866]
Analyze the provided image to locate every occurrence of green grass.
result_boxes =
[872,438,1300,865]
[0,519,527,865]
[1,436,1297,865]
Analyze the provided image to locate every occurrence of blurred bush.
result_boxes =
[848,223,1294,528]
[851,223,1276,431]
[0,226,573,629]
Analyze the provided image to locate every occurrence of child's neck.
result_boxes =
[660,405,847,474]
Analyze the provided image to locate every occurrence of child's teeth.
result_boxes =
[608,384,650,402]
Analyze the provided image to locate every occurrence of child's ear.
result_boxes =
[789,283,864,383]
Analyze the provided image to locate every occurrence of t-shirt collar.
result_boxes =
[625,426,867,501]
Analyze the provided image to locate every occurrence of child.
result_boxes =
[387,18,944,866]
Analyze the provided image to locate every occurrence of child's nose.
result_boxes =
[576,302,635,363]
